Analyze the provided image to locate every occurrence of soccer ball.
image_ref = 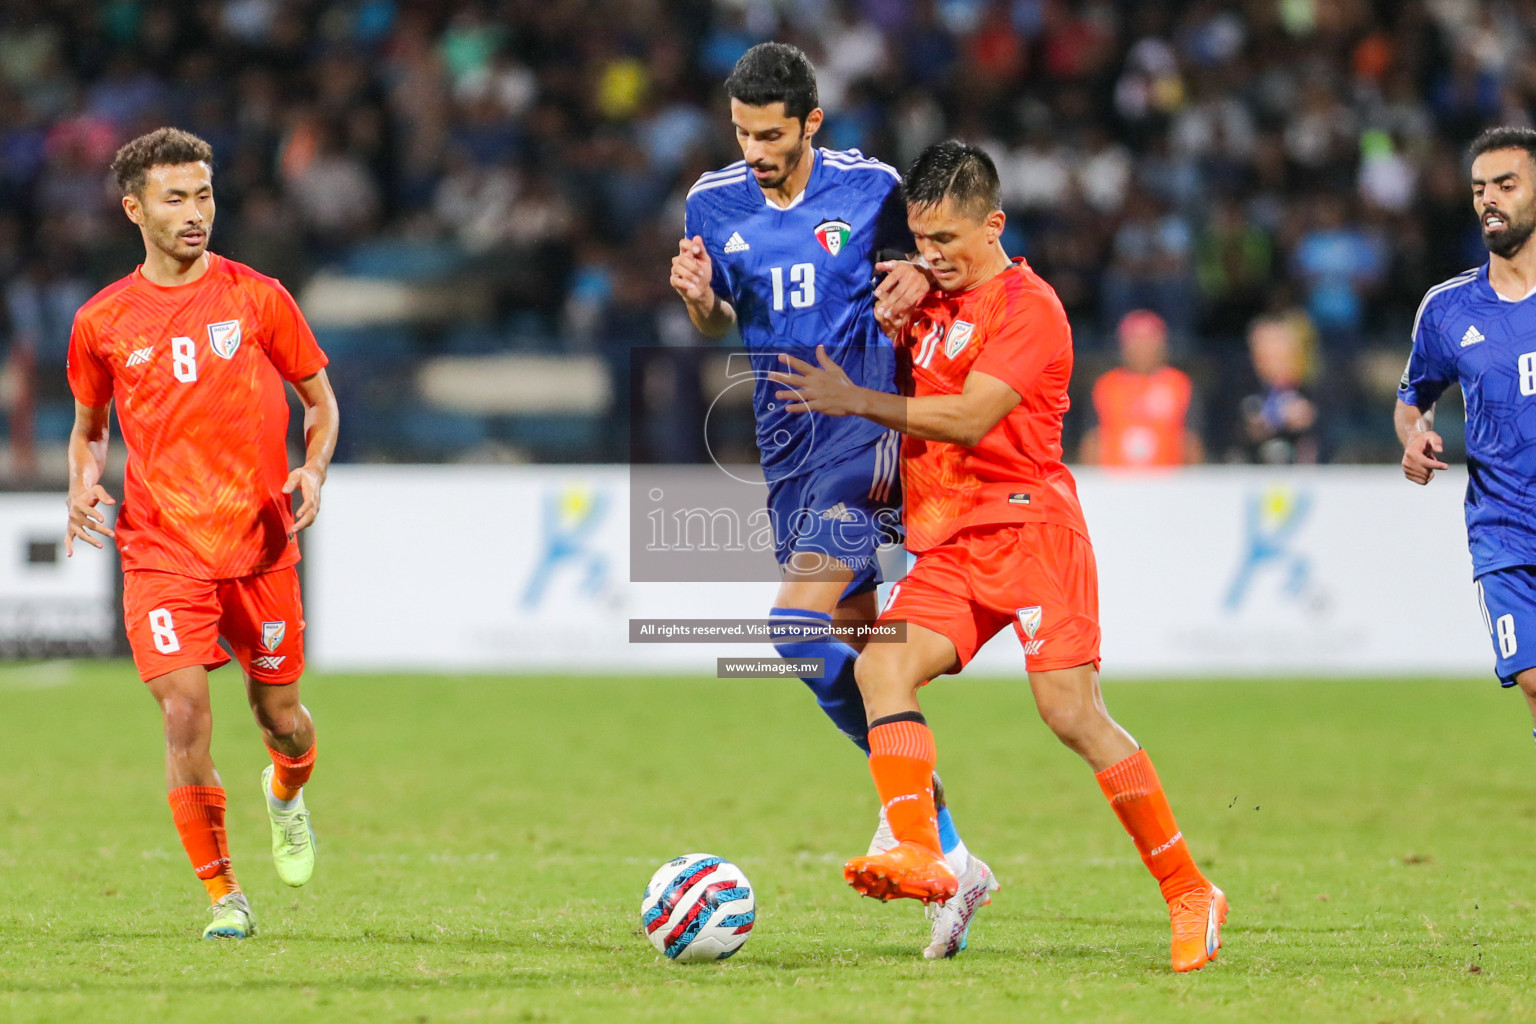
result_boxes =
[640,853,755,962]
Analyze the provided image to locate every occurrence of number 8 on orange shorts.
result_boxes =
[122,567,306,684]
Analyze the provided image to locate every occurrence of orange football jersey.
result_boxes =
[897,257,1088,553]
[67,253,328,579]
[1091,366,1193,468]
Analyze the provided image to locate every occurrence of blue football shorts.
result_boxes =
[765,430,901,597]
[1475,567,1536,687]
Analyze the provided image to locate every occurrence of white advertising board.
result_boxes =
[0,493,117,657]
[307,465,1491,679]
[306,466,765,672]
[974,467,1486,677]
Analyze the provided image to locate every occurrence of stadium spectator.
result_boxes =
[1290,195,1388,351]
[1195,197,1273,344]
[1236,314,1322,465]
[1100,189,1196,339]
[1,0,1533,474]
[1081,310,1203,469]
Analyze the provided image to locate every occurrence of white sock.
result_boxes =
[266,781,301,814]
[944,838,970,876]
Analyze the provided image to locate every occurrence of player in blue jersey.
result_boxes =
[1399,125,1536,742]
[669,42,995,958]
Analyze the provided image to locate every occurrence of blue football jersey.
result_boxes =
[684,148,909,482]
[1400,263,1536,576]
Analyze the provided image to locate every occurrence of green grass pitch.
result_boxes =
[2,662,1535,1023]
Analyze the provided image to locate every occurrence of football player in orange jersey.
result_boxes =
[769,141,1226,971]
[64,128,337,939]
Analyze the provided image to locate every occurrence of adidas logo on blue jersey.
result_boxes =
[820,502,855,521]
[724,232,750,253]
[1461,325,1485,347]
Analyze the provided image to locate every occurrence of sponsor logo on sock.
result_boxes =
[251,655,287,671]
[196,856,231,875]
[884,793,920,809]
[1149,831,1184,858]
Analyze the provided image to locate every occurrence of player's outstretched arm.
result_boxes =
[769,348,1020,447]
[1395,398,1447,485]
[284,369,339,531]
[65,401,115,556]
[872,260,932,338]
[670,236,736,338]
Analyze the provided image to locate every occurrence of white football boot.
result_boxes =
[923,854,1000,958]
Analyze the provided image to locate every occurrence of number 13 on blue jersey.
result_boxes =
[770,263,815,310]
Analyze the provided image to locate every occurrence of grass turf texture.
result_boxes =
[1,664,1534,1023]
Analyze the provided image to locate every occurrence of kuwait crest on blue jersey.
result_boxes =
[814,219,851,256]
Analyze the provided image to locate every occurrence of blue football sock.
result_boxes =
[936,804,960,854]
[770,607,870,752]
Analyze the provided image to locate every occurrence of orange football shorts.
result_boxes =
[880,522,1101,673]
[122,566,306,684]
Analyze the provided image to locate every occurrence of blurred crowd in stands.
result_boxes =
[0,0,1515,474]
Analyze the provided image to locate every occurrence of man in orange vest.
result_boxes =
[1080,311,1203,468]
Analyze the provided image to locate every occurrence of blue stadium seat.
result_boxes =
[342,241,466,281]
[502,311,562,352]
[440,324,510,355]
[397,408,490,458]
[495,414,603,459]
[313,325,418,361]
[33,401,74,443]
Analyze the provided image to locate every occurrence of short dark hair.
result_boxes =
[724,42,818,123]
[902,140,1002,219]
[110,127,214,196]
[1468,125,1536,167]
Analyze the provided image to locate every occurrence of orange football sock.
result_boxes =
[267,741,317,801]
[168,785,239,902]
[1095,748,1207,902]
[867,715,942,855]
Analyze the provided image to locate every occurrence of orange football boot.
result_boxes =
[844,841,959,904]
[1169,884,1228,972]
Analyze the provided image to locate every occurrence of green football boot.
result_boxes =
[203,891,257,939]
[261,764,316,887]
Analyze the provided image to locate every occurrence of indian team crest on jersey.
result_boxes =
[207,319,242,360]
[814,219,851,257]
[1016,605,1043,638]
[261,620,286,651]
[945,321,975,359]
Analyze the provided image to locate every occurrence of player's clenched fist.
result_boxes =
[1401,429,1448,485]
[873,260,931,337]
[670,236,715,306]
[65,484,116,555]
